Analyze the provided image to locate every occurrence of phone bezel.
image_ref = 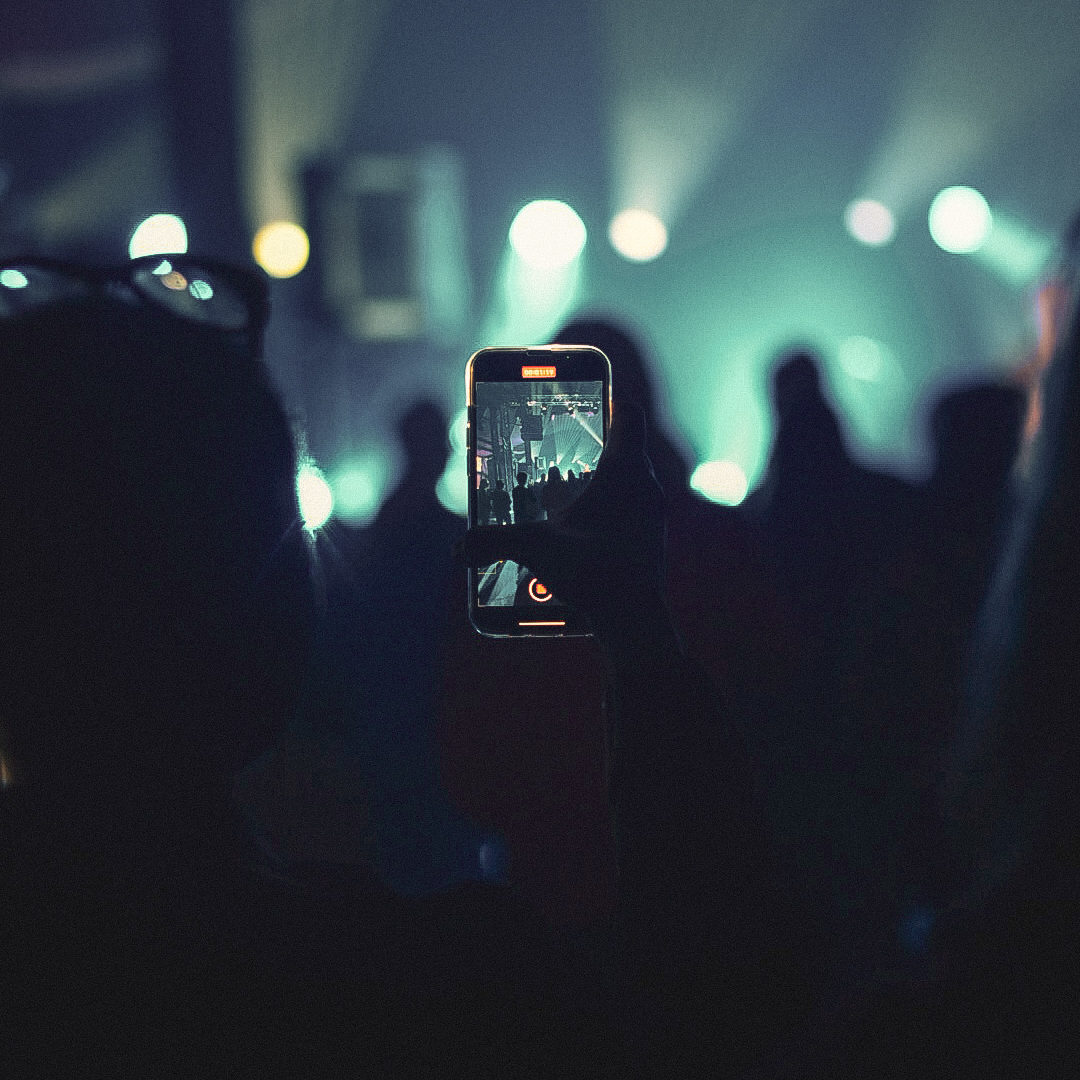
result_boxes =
[465,344,612,638]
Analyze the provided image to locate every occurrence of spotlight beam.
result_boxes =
[858,0,1080,219]
[602,0,830,226]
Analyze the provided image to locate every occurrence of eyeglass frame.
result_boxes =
[0,253,271,356]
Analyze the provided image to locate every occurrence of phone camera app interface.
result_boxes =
[474,378,604,607]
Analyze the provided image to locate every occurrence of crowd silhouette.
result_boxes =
[3,215,1080,1076]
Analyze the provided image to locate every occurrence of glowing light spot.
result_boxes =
[129,214,188,259]
[296,462,333,530]
[844,199,896,246]
[1,268,29,289]
[330,459,382,525]
[188,279,214,301]
[838,336,887,381]
[690,460,749,506]
[508,200,586,269]
[253,221,310,279]
[928,186,992,254]
[609,208,668,262]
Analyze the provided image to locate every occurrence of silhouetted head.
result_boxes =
[556,315,692,496]
[770,348,828,420]
[516,471,528,486]
[0,257,315,862]
[766,347,849,470]
[929,380,1025,495]
[547,465,562,483]
[557,316,655,419]
[396,398,450,483]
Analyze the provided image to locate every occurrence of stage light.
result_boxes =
[480,234,583,345]
[508,200,586,269]
[296,462,333,530]
[838,336,887,381]
[844,199,896,247]
[609,208,668,262]
[1,268,29,289]
[330,455,385,525]
[690,460,749,506]
[129,214,188,259]
[928,186,991,254]
[253,221,310,278]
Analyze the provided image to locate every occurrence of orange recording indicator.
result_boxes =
[527,577,553,603]
[518,620,567,628]
[521,365,557,379]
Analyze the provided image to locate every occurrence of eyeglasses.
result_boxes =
[0,255,269,337]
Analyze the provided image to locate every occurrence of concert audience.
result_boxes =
[3,225,1077,1077]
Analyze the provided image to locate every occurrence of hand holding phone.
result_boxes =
[465,345,612,636]
[463,388,665,642]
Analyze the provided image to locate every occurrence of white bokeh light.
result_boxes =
[928,186,992,254]
[690,460,749,506]
[508,200,587,269]
[844,199,896,246]
[296,462,334,530]
[129,214,189,259]
[609,208,668,262]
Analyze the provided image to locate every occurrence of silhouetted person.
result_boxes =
[745,348,860,606]
[540,464,572,518]
[910,380,1026,759]
[0,259,589,1075]
[793,217,1080,1080]
[461,403,808,1074]
[490,477,512,525]
[476,476,492,524]
[0,256,320,1069]
[512,470,539,524]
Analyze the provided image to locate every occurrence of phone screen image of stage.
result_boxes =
[473,379,604,608]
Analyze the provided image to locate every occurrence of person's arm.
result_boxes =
[459,405,762,960]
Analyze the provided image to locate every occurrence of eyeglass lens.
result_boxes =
[1,259,251,332]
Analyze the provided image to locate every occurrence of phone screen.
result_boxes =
[466,346,610,636]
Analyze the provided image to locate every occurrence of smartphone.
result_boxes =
[466,345,612,637]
